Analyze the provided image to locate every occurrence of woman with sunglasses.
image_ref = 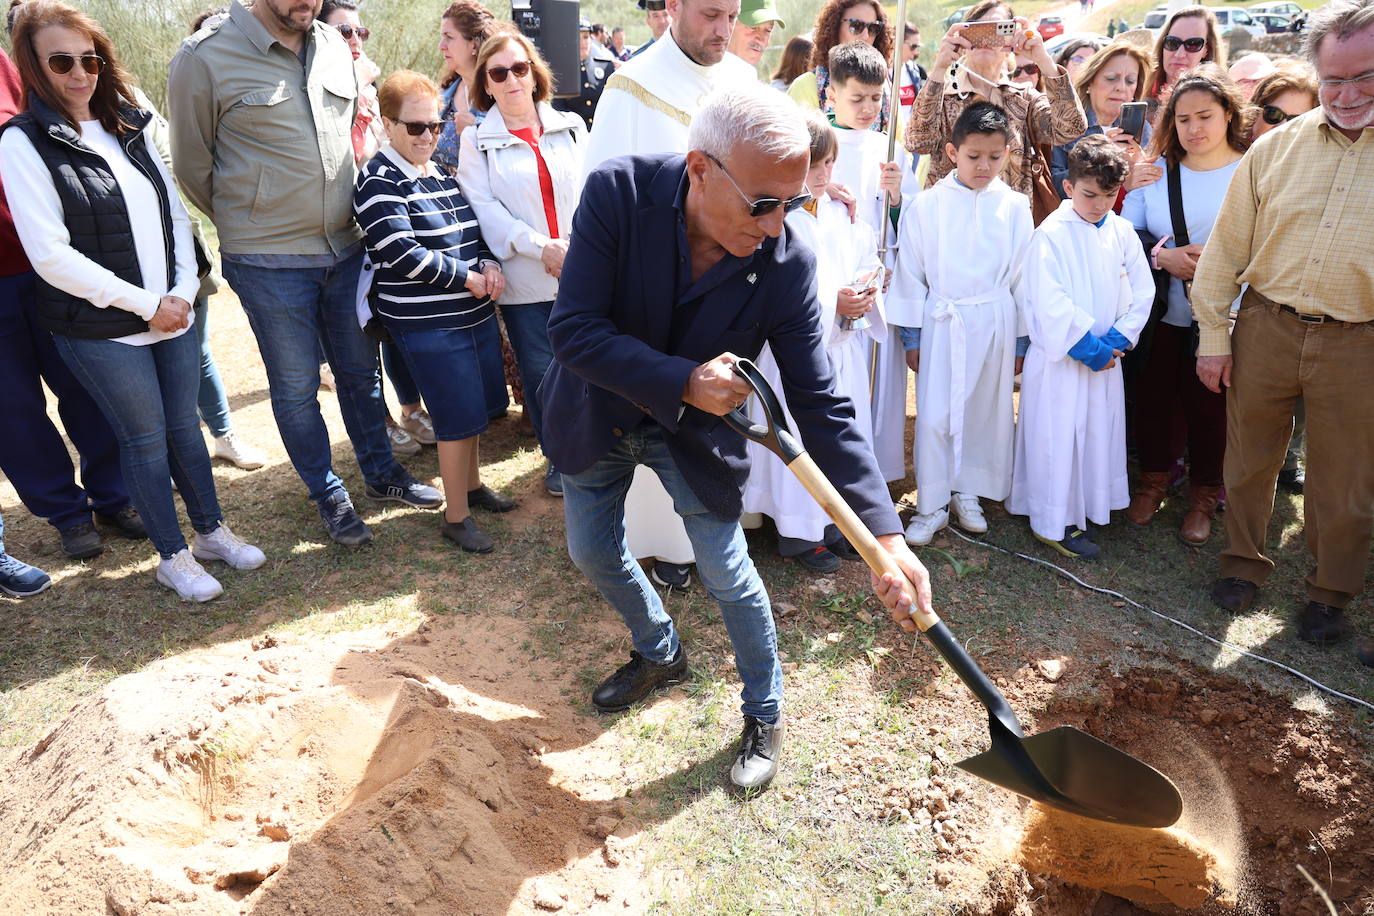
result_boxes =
[354,70,515,553]
[1145,6,1225,108]
[907,0,1086,203]
[786,0,893,130]
[0,0,265,600]
[1249,63,1318,140]
[457,34,585,497]
[1120,67,1249,546]
[319,0,384,165]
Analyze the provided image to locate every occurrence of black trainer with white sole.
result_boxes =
[365,472,443,509]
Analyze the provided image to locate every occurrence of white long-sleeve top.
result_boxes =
[457,103,586,305]
[0,119,199,345]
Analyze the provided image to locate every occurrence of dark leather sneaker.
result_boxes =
[591,647,689,712]
[319,493,373,547]
[440,516,493,553]
[365,472,443,509]
[1297,601,1348,647]
[467,484,518,512]
[1210,577,1257,614]
[95,506,147,539]
[544,465,564,497]
[60,521,104,560]
[825,536,862,562]
[730,715,784,790]
[1277,467,1304,494]
[650,561,692,591]
[793,545,842,574]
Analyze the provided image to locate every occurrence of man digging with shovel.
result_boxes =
[540,84,933,790]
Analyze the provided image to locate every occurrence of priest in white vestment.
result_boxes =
[579,0,757,583]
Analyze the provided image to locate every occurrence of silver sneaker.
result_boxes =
[730,715,784,790]
[193,523,266,570]
[156,548,224,602]
[213,431,267,470]
[400,407,437,445]
[385,416,421,457]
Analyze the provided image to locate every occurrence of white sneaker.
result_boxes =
[319,363,336,392]
[156,548,224,602]
[904,508,949,547]
[213,431,267,470]
[399,407,437,445]
[950,493,988,534]
[385,416,421,457]
[193,523,266,570]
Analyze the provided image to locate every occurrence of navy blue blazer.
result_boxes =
[540,153,900,536]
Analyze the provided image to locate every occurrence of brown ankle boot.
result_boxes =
[1179,486,1222,546]
[1125,472,1171,526]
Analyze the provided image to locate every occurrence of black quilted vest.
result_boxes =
[1,95,174,339]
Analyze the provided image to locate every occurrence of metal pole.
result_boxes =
[879,0,910,257]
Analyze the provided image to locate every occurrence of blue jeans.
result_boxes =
[222,252,401,503]
[500,301,554,452]
[380,340,421,407]
[54,329,223,558]
[193,293,233,438]
[0,271,130,532]
[562,424,782,722]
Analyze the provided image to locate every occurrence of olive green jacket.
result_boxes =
[167,1,362,256]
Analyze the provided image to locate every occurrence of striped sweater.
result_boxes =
[354,145,496,331]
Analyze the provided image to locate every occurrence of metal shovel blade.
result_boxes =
[958,721,1184,828]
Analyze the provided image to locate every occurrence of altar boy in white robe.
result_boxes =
[743,115,885,573]
[888,103,1033,547]
[826,41,908,484]
[1007,136,1154,559]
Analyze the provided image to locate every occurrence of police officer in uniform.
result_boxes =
[553,18,618,129]
[629,0,670,59]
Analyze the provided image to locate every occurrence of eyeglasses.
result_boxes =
[487,60,531,83]
[1260,104,1295,125]
[704,152,811,218]
[395,120,443,136]
[1162,35,1207,53]
[842,18,883,38]
[47,53,105,75]
[335,23,370,42]
[1011,62,1040,78]
[1316,68,1374,89]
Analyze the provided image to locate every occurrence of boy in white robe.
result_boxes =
[888,102,1033,546]
[743,115,886,573]
[1007,136,1154,558]
[826,41,908,484]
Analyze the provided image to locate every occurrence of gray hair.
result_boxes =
[1304,0,1374,65]
[688,84,810,164]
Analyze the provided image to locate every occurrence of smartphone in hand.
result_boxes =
[960,19,1017,49]
[1118,101,1148,144]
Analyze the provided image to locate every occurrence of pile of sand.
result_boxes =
[0,618,648,915]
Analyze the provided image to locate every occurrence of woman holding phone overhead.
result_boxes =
[906,0,1085,201]
[1120,67,1248,547]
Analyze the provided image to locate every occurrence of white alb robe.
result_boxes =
[830,126,908,482]
[1006,201,1155,541]
[886,174,1032,514]
[579,27,753,564]
[743,200,886,541]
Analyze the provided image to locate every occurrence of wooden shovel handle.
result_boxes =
[785,452,941,633]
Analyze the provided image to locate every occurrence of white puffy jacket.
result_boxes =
[457,104,586,306]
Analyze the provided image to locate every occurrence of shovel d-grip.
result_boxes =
[723,358,1183,828]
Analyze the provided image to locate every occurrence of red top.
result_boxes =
[510,126,558,240]
[0,47,31,277]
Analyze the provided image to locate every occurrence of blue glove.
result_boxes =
[1101,327,1130,353]
[1067,331,1115,371]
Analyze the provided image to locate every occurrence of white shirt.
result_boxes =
[0,119,198,345]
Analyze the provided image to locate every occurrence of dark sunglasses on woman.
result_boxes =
[843,18,883,38]
[1162,35,1206,53]
[487,61,531,83]
[1261,104,1296,125]
[1011,62,1040,78]
[47,53,105,75]
[335,23,370,41]
[397,120,443,136]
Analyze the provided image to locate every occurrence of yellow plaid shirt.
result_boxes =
[1192,109,1374,357]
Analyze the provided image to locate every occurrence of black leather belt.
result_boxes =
[1278,303,1336,324]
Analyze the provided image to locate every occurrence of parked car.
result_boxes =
[1248,1,1304,17]
[1209,7,1267,38]
[1251,12,1293,32]
[1141,7,1168,31]
[943,5,973,29]
[1045,31,1110,59]
[1037,15,1065,40]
